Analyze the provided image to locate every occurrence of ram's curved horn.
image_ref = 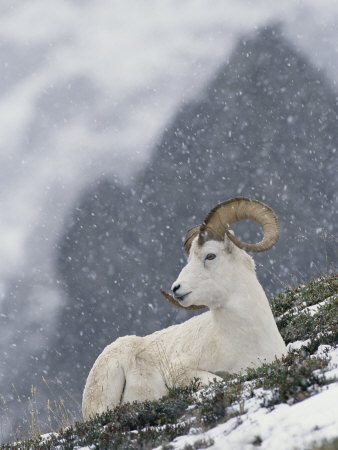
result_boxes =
[163,197,278,310]
[160,289,206,310]
[184,225,201,255]
[199,196,280,252]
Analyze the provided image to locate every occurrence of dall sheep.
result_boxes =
[82,197,287,419]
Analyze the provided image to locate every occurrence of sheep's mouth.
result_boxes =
[174,292,192,302]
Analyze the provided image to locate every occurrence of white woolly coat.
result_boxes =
[82,238,287,419]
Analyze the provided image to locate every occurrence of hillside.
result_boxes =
[1,273,337,449]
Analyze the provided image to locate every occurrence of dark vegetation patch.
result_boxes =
[271,274,337,352]
[182,437,215,449]
[270,274,337,317]
[242,351,330,407]
[1,274,337,449]
[309,437,338,450]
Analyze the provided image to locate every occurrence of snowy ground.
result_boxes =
[160,345,338,450]
[171,384,338,450]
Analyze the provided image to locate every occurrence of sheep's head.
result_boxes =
[161,197,279,310]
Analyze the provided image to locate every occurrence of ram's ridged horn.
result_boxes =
[184,225,201,255]
[160,289,206,310]
[199,196,280,252]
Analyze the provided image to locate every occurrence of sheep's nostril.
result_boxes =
[172,284,181,294]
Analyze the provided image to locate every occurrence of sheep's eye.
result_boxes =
[205,253,216,261]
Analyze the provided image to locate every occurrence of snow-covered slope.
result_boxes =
[170,346,338,450]
[1,275,336,449]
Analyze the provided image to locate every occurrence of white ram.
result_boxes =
[82,197,287,419]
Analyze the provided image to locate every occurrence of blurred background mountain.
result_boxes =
[0,1,337,441]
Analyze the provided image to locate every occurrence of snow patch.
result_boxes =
[167,344,338,450]
[170,382,338,450]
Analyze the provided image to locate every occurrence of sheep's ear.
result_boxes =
[224,230,234,253]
